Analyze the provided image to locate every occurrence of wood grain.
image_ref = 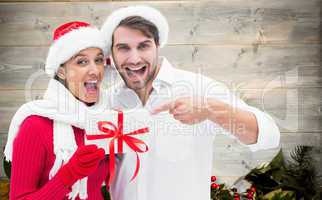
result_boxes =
[0,0,320,183]
[0,87,320,133]
[0,44,320,90]
[0,0,319,46]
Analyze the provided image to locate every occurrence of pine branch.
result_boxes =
[281,146,319,199]
[244,145,320,199]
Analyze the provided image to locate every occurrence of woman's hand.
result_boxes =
[57,144,105,187]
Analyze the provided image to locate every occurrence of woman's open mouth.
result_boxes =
[84,80,98,94]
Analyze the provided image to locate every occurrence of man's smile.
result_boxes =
[124,64,148,80]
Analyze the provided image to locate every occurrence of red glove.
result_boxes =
[57,144,105,187]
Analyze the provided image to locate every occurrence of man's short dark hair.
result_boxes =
[113,16,160,46]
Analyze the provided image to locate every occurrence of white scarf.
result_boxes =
[4,79,107,200]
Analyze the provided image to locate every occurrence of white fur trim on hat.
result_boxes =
[45,27,109,77]
[101,5,169,50]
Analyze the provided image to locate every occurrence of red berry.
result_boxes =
[250,186,256,192]
[211,183,220,189]
[211,176,217,182]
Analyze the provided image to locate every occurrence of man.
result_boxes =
[101,5,280,200]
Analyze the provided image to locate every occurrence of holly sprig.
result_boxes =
[211,176,256,200]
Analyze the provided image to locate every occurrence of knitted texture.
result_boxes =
[10,115,109,200]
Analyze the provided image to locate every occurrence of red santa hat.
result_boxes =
[101,5,169,51]
[45,21,109,77]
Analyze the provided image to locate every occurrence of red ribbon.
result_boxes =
[86,110,149,185]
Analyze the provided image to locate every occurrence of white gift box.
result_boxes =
[85,109,150,154]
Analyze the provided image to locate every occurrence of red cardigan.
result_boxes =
[10,115,109,200]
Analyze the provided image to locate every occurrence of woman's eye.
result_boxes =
[95,57,104,64]
[77,59,88,65]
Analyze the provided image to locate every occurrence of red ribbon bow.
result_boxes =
[86,110,149,185]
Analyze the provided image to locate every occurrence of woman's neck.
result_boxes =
[85,102,95,107]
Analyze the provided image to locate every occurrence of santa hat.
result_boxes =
[45,21,109,77]
[101,5,169,51]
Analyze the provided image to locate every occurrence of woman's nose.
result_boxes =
[88,61,100,75]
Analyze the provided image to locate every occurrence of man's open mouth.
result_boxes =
[125,65,147,77]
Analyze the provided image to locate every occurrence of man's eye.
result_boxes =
[138,44,149,50]
[118,46,129,51]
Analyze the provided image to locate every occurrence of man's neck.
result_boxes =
[135,84,154,106]
[135,60,161,106]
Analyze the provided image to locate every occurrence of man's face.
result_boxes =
[111,26,159,91]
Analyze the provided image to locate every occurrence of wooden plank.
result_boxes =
[0,0,319,6]
[212,131,321,185]
[0,0,113,1]
[214,132,321,151]
[1,133,320,183]
[0,88,320,118]
[0,89,44,107]
[0,132,319,160]
[0,0,319,46]
[213,133,320,175]
[0,44,320,90]
[0,134,7,178]
[164,44,321,88]
[0,46,48,90]
[239,87,322,133]
[0,86,321,133]
[1,132,320,181]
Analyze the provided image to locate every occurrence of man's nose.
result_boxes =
[128,50,141,65]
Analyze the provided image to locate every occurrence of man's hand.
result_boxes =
[151,96,259,144]
[151,97,210,124]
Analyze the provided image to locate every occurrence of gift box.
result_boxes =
[85,108,150,154]
[85,109,150,184]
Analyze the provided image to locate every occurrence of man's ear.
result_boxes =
[56,66,66,80]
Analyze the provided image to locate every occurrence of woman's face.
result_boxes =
[59,47,105,104]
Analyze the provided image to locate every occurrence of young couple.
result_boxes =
[4,5,280,200]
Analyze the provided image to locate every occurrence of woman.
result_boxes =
[4,21,110,200]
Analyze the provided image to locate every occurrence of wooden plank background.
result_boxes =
[0,0,321,186]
